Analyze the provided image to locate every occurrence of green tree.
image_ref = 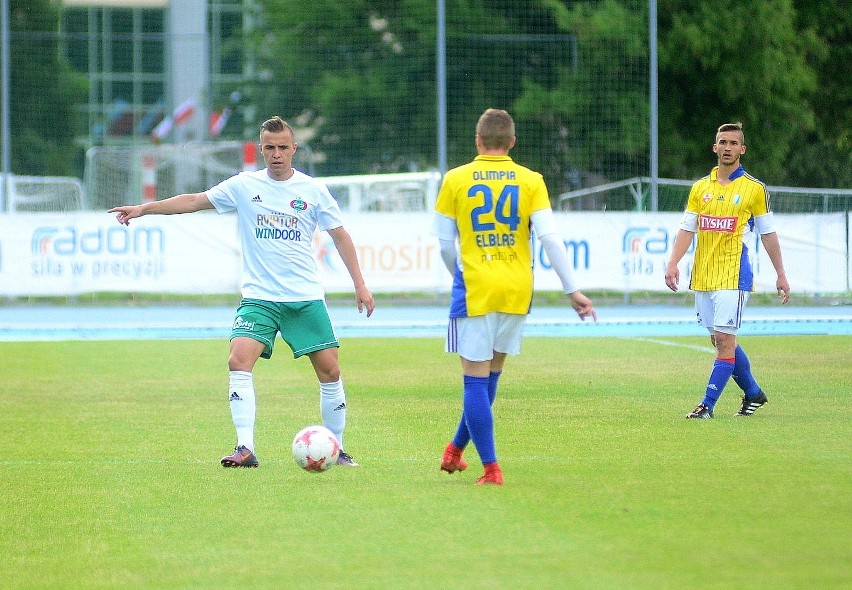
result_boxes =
[442,1,574,174]
[253,0,441,175]
[9,0,87,176]
[513,0,648,196]
[657,0,819,185]
[247,0,844,192]
[250,0,573,177]
[787,0,851,188]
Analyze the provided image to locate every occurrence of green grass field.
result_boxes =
[1,335,849,589]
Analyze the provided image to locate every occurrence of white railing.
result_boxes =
[322,171,442,212]
[557,176,852,213]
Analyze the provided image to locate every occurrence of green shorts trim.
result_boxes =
[231,299,339,359]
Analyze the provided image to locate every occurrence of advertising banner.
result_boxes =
[538,212,848,294]
[0,211,846,296]
[314,212,449,293]
[0,212,241,296]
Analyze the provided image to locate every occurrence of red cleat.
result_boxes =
[475,463,503,486]
[440,442,468,474]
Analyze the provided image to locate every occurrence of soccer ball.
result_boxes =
[292,425,340,472]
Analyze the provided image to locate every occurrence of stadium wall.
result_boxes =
[0,212,848,297]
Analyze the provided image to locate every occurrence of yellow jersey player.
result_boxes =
[433,108,596,485]
[665,122,790,419]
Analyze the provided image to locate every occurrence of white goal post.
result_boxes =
[2,174,86,213]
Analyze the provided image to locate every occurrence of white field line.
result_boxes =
[619,336,715,353]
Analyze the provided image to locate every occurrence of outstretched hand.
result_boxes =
[108,205,143,226]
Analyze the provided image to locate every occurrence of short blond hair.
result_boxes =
[476,108,515,150]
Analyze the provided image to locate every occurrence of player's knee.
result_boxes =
[228,349,259,371]
[309,348,340,382]
[713,333,736,357]
[315,365,340,382]
[228,356,252,372]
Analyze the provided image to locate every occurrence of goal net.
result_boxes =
[85,141,257,211]
[2,175,86,213]
[84,142,441,213]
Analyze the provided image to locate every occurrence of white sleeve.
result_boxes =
[680,211,698,232]
[539,233,579,294]
[432,212,457,240]
[530,208,559,238]
[531,209,578,293]
[432,213,459,275]
[753,212,776,234]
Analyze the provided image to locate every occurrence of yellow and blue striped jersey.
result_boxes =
[434,154,551,316]
[686,166,770,291]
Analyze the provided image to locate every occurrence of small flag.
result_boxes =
[172,99,196,125]
[150,98,197,142]
[150,117,174,142]
[209,108,232,137]
[137,102,163,135]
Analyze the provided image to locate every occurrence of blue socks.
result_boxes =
[732,345,761,398]
[701,357,735,409]
[452,371,501,449]
[459,374,497,465]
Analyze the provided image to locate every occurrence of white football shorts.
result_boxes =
[446,313,526,362]
[695,290,750,335]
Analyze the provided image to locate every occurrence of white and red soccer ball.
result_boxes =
[292,425,340,472]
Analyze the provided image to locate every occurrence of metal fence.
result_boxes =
[558,177,852,213]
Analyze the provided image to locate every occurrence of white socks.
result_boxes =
[228,370,256,452]
[228,373,346,452]
[320,379,347,448]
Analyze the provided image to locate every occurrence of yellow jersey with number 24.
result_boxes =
[434,154,552,317]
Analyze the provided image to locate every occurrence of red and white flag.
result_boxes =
[150,98,198,142]
[172,99,196,125]
[209,108,231,137]
[150,117,173,142]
